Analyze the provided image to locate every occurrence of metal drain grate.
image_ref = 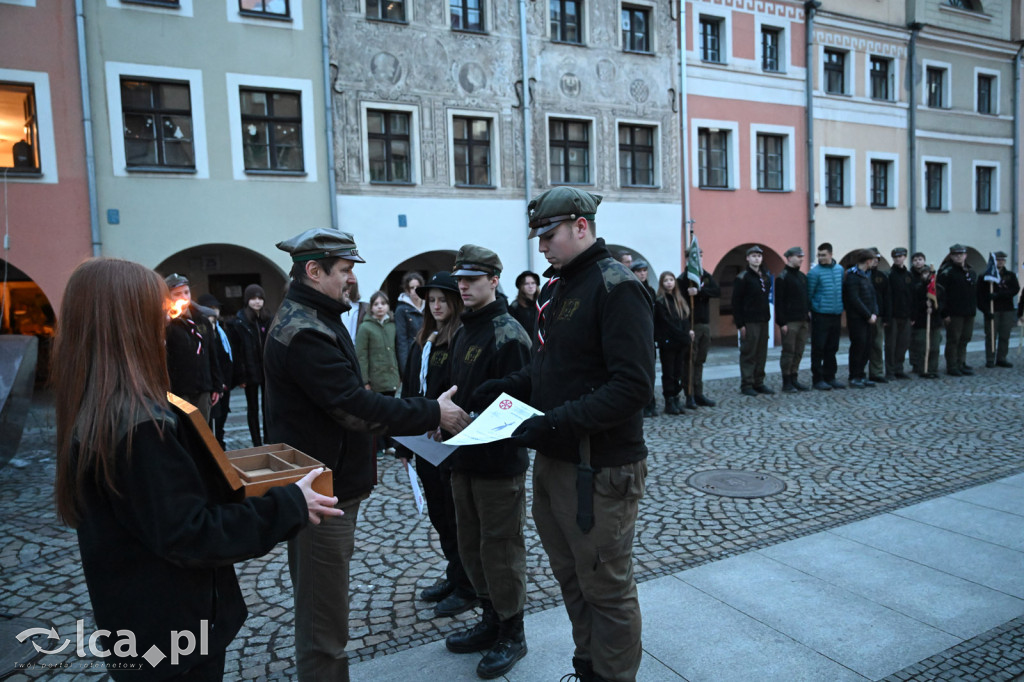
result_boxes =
[687,469,787,499]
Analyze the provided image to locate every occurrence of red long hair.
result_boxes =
[52,259,170,527]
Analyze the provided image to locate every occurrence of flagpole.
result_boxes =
[925,307,932,375]
[989,282,995,356]
[688,292,695,398]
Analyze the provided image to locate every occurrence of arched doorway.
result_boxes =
[711,243,784,344]
[380,250,458,305]
[155,244,287,319]
[0,259,55,382]
[937,245,986,273]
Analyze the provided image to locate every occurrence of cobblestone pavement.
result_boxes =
[2,345,1023,680]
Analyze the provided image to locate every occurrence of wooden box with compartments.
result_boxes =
[168,392,333,498]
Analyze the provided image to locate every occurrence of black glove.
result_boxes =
[469,378,509,413]
[510,414,556,450]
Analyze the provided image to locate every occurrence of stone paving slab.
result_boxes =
[831,515,1024,599]
[759,532,1024,639]
[677,552,961,680]
[951,480,1024,516]
[891,496,1024,552]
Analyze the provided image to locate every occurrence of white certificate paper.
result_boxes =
[442,393,543,447]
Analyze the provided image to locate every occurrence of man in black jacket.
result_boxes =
[978,251,1019,368]
[264,228,469,682]
[868,249,892,383]
[443,245,533,679]
[843,249,879,388]
[774,246,810,392]
[937,244,977,376]
[684,255,720,406]
[164,274,223,421]
[630,259,658,416]
[472,186,654,682]
[732,245,774,396]
[886,248,914,379]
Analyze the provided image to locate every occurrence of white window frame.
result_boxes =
[619,0,656,53]
[691,118,739,190]
[865,151,899,208]
[225,73,317,182]
[755,18,788,74]
[0,69,57,183]
[820,45,851,96]
[547,0,588,44]
[865,54,899,102]
[973,67,1000,115]
[971,160,1000,213]
[447,109,500,188]
[228,0,303,29]
[545,113,596,186]
[921,156,952,211]
[615,118,660,188]
[360,102,420,185]
[104,62,208,178]
[820,146,856,207]
[106,0,193,17]
[364,0,412,23]
[693,7,730,64]
[922,59,952,109]
[749,124,794,192]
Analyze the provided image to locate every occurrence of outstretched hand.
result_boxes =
[510,414,555,450]
[295,468,343,525]
[438,386,471,435]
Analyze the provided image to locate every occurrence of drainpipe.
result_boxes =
[804,1,820,256]
[75,0,101,257]
[908,23,922,256]
[1013,44,1022,272]
[321,0,338,229]
[678,0,690,249]
[519,0,534,272]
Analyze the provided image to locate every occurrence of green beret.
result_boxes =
[453,244,502,277]
[276,228,365,263]
[948,243,967,254]
[527,187,602,239]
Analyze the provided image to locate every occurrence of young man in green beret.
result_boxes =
[472,187,654,682]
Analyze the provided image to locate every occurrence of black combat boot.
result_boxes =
[684,394,698,409]
[781,375,796,393]
[446,600,499,653]
[477,612,527,679]
[662,395,679,415]
[792,373,809,391]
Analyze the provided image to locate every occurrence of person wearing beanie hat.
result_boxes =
[229,283,272,447]
[264,227,470,682]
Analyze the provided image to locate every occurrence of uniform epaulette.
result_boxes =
[597,258,636,292]
[494,313,531,350]
[269,298,338,346]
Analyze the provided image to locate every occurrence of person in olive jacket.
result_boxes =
[443,245,533,680]
[886,248,915,379]
[264,228,469,682]
[230,283,272,447]
[732,245,774,395]
[843,249,879,388]
[774,247,810,393]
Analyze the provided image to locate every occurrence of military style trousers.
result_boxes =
[885,318,911,376]
[289,496,364,682]
[847,315,872,380]
[451,471,527,621]
[779,320,809,376]
[810,313,842,383]
[983,311,1015,363]
[533,455,646,682]
[739,322,769,388]
[911,326,942,374]
[688,323,712,396]
[944,316,974,372]
[868,321,885,378]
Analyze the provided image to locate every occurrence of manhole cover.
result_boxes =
[687,469,786,499]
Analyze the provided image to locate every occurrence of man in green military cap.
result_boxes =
[443,244,533,679]
[470,186,655,682]
[936,243,977,376]
[978,250,1019,367]
[264,227,470,682]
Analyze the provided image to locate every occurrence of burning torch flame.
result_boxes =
[168,299,189,319]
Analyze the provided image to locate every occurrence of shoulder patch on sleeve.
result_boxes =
[597,258,636,292]
[494,313,532,350]
[269,299,338,346]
